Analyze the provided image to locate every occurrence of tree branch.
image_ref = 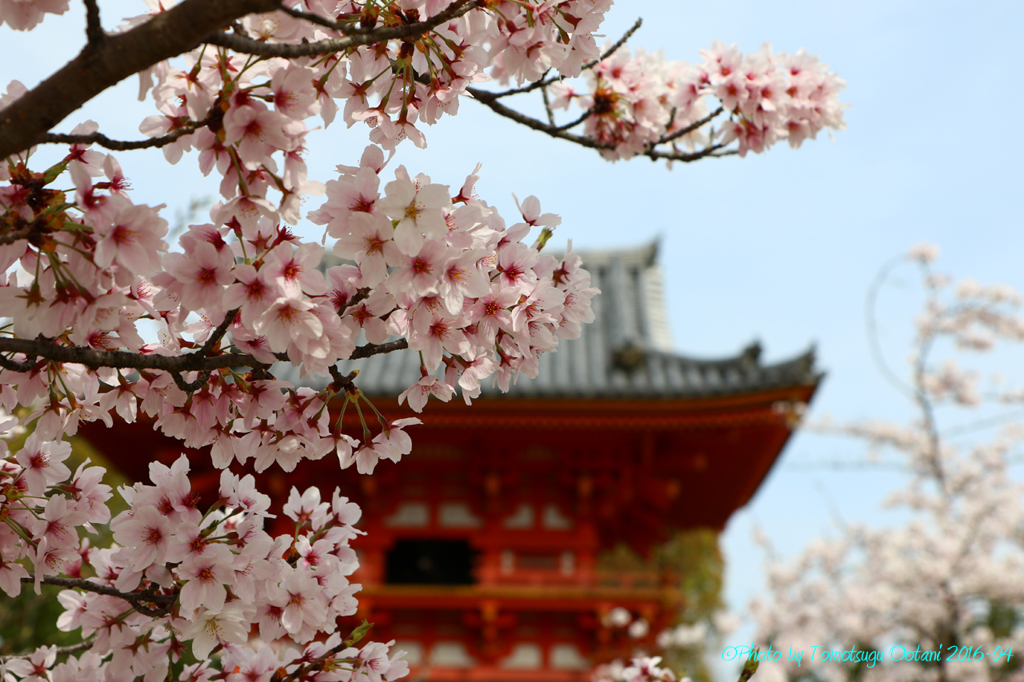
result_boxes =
[349,338,408,359]
[0,0,281,160]
[39,111,217,151]
[468,88,728,163]
[83,0,104,47]
[203,0,481,58]
[0,226,33,247]
[0,336,408,375]
[22,575,175,617]
[655,106,724,146]
[201,308,240,357]
[278,5,360,34]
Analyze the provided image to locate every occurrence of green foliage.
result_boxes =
[598,528,726,682]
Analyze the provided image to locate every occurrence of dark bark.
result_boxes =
[0,0,280,160]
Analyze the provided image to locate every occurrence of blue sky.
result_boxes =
[5,0,1024,677]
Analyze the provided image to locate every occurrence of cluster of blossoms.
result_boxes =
[0,439,408,681]
[128,0,611,160]
[548,41,846,159]
[0,135,596,476]
[749,248,1024,682]
[592,656,682,682]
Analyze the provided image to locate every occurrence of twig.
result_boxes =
[468,88,728,163]
[201,308,240,356]
[283,622,371,682]
[83,0,104,47]
[338,288,370,316]
[39,113,216,151]
[655,106,724,146]
[551,107,593,132]
[487,18,643,99]
[0,636,95,662]
[0,336,408,374]
[329,366,358,393]
[349,338,408,359]
[21,575,176,616]
[172,369,213,393]
[0,226,34,247]
[540,84,555,126]
[736,657,759,682]
[865,256,918,401]
[0,353,37,373]
[204,0,481,58]
[278,4,359,34]
[645,143,729,163]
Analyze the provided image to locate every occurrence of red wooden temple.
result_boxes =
[84,242,820,681]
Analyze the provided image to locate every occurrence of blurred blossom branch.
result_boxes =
[751,244,1024,681]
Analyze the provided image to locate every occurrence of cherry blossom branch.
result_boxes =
[0,336,408,375]
[467,87,729,163]
[203,0,481,58]
[0,636,95,662]
[202,308,240,356]
[350,338,408,359]
[40,112,217,151]
[865,256,947,488]
[277,4,354,32]
[865,256,918,400]
[276,5,394,35]
[655,106,725,146]
[0,226,33,247]
[282,625,369,682]
[0,0,281,159]
[338,287,370,316]
[487,18,644,99]
[21,575,176,615]
[83,0,104,48]
[551,107,594,132]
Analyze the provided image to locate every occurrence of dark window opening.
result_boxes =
[386,539,477,585]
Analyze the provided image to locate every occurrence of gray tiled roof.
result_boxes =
[282,241,820,399]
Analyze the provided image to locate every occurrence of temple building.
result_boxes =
[320,242,819,679]
[84,242,820,681]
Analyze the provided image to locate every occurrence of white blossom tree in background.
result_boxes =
[751,246,1024,682]
[0,0,845,680]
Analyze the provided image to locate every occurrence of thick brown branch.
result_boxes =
[203,0,481,58]
[0,0,281,159]
[40,112,216,151]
